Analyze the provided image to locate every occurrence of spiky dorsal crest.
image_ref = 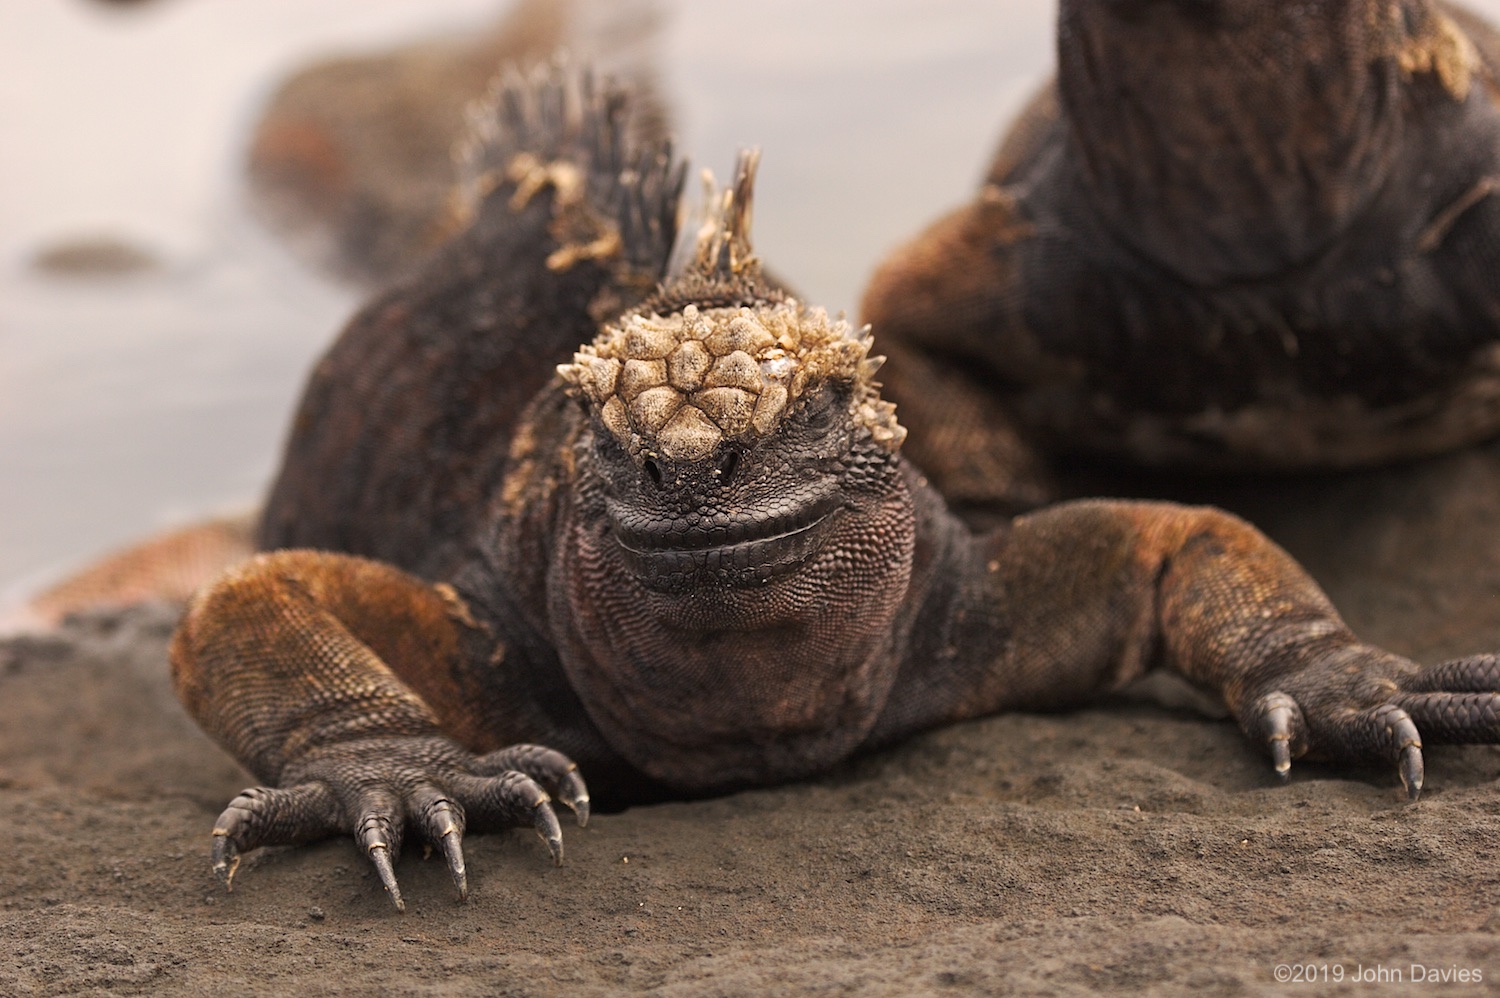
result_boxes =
[454,62,685,286]
[559,150,904,462]
[695,148,761,280]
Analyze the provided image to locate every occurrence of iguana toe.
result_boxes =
[410,787,468,900]
[473,743,591,826]
[533,800,564,867]
[1337,704,1424,802]
[209,782,341,892]
[1251,691,1305,782]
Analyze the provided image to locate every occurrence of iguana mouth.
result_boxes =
[607,494,841,587]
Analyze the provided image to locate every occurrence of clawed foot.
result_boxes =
[1243,652,1500,801]
[209,739,589,911]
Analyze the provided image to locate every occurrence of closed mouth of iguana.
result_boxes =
[606,493,841,586]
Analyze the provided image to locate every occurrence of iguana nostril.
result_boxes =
[643,458,663,488]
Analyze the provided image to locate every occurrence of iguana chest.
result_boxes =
[990,155,1500,471]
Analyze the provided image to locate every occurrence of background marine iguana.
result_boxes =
[864,0,1500,514]
[170,68,1500,911]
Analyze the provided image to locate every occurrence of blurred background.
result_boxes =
[0,0,1056,603]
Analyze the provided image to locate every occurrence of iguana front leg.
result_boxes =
[894,499,1500,796]
[170,550,588,910]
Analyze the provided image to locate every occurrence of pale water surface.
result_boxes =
[15,0,1485,601]
[0,0,1055,599]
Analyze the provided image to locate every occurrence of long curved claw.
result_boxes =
[356,806,406,912]
[559,768,591,828]
[534,800,564,866]
[1377,705,1424,801]
[414,791,470,902]
[208,783,341,893]
[1400,743,1425,802]
[440,829,468,902]
[367,843,404,912]
[1269,732,1292,782]
[1329,703,1425,803]
[210,831,241,891]
[451,768,568,866]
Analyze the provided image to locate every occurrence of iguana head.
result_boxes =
[559,151,910,596]
[552,153,918,790]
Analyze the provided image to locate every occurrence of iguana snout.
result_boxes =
[599,439,847,591]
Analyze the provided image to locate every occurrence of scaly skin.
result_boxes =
[172,67,1500,911]
[864,0,1500,515]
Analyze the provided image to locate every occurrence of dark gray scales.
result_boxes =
[864,0,1500,498]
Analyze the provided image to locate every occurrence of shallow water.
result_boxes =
[0,0,1054,599]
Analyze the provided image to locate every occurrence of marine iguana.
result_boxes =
[172,68,1500,911]
[863,0,1500,513]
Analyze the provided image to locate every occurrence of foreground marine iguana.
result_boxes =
[172,70,1500,911]
[864,0,1500,512]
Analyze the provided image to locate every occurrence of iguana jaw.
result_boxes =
[606,487,843,591]
[557,462,919,791]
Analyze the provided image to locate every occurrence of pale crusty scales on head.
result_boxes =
[171,64,1500,912]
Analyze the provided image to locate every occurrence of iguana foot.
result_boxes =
[1242,652,1500,802]
[208,738,589,911]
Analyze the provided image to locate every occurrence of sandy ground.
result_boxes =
[7,447,1500,995]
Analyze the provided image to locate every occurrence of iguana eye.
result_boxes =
[797,385,843,434]
[592,425,625,462]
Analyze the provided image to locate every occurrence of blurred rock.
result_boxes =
[1,513,255,636]
[31,236,160,277]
